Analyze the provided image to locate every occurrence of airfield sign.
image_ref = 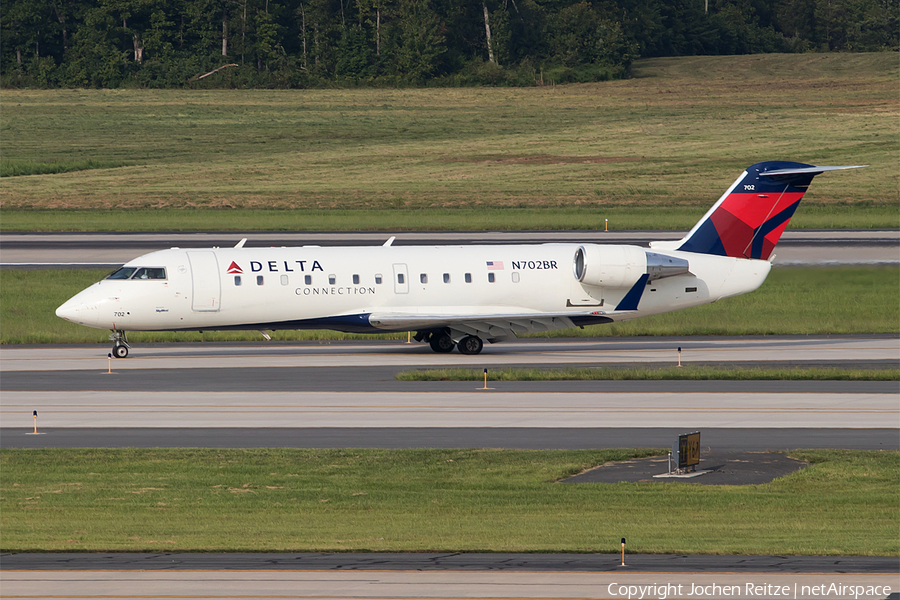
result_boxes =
[675,431,701,470]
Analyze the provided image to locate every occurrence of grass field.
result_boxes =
[1,448,896,555]
[1,265,895,344]
[1,53,897,231]
[397,366,899,381]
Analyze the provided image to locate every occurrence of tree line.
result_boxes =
[2,0,897,88]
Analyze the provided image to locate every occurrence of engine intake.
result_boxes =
[574,245,690,288]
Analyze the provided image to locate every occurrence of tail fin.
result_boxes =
[652,161,864,260]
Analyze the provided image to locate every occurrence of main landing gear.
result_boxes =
[457,335,484,355]
[110,331,130,358]
[417,329,485,355]
[428,331,455,353]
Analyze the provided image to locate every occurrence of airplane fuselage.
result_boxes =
[58,243,769,335]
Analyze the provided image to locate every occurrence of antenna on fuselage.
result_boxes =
[383,236,396,247]
[235,238,247,248]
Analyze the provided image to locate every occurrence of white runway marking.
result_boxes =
[2,391,895,428]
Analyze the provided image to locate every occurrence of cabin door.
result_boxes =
[392,263,409,294]
[187,251,221,312]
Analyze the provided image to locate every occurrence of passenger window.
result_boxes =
[465,273,472,283]
[280,275,289,286]
[443,273,450,283]
[420,273,428,284]
[488,273,495,283]
[375,274,383,284]
[353,274,360,285]
[512,272,520,283]
[257,275,264,286]
[234,276,242,286]
[328,275,336,285]
[305,275,312,285]
[398,273,405,284]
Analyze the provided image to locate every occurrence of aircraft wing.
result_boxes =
[367,310,616,341]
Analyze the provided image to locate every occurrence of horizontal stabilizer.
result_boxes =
[760,165,866,177]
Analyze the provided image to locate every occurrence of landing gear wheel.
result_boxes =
[429,333,456,353]
[110,330,130,358]
[457,335,484,355]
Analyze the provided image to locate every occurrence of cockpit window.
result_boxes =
[133,267,167,280]
[106,267,166,280]
[107,267,137,280]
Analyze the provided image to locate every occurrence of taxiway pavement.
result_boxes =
[1,336,896,448]
[1,229,897,267]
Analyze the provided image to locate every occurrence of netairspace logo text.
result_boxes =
[606,582,893,599]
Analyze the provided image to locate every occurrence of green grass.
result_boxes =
[1,449,896,555]
[2,266,894,344]
[0,159,131,178]
[0,53,896,230]
[397,366,900,382]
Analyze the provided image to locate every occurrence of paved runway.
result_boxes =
[1,336,896,448]
[2,568,895,600]
[1,229,897,267]
[3,336,898,371]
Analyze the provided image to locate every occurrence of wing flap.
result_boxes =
[368,310,614,337]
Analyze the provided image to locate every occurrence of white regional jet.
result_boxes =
[57,161,861,357]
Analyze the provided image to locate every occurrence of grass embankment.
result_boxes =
[1,53,896,231]
[397,366,899,382]
[2,266,895,344]
[1,449,896,555]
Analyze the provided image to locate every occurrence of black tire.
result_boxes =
[113,344,129,359]
[429,333,455,353]
[457,335,484,355]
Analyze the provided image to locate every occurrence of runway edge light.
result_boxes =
[621,538,626,566]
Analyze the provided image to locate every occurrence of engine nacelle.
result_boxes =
[573,245,647,288]
[574,245,691,288]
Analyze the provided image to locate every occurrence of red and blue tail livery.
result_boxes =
[672,161,864,260]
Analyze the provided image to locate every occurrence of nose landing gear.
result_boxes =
[110,331,130,358]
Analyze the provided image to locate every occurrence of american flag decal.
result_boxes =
[486,261,504,270]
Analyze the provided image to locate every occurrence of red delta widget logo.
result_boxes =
[225,260,324,274]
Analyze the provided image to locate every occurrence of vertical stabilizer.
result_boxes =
[665,161,863,260]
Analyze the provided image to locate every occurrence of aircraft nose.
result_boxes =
[56,297,101,327]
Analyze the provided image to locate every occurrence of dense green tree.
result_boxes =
[1,0,896,87]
